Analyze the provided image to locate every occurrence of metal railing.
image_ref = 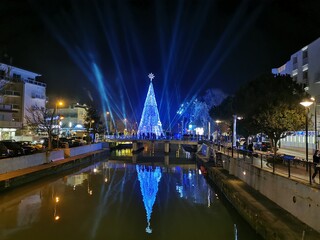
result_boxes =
[212,144,318,185]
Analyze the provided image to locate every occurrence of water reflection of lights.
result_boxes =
[87,178,93,195]
[116,148,133,156]
[176,185,183,197]
[136,165,162,234]
[66,173,88,190]
[53,195,61,221]
[103,162,111,183]
[17,194,41,227]
[174,167,215,207]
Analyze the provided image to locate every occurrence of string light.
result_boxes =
[138,73,164,138]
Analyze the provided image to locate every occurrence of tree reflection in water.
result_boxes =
[136,165,162,234]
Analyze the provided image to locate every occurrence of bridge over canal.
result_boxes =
[105,138,201,153]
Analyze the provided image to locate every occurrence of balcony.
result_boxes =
[3,90,21,97]
[0,120,22,128]
[0,76,46,87]
[31,93,45,99]
[11,104,20,110]
[0,104,13,111]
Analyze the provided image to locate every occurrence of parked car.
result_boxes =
[0,141,25,156]
[58,137,71,148]
[39,137,69,148]
[0,142,14,158]
[32,141,45,151]
[254,141,272,152]
[16,141,37,154]
[71,136,86,146]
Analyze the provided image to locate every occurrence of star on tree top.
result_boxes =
[148,73,155,82]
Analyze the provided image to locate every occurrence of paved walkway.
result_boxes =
[218,146,320,186]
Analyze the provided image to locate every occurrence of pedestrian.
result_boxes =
[248,143,253,152]
[312,150,320,183]
[236,141,240,149]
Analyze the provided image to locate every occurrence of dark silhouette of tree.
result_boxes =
[210,74,309,155]
[84,105,101,142]
[25,105,56,150]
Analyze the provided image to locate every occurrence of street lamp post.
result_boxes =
[315,103,318,150]
[106,111,110,134]
[300,99,313,183]
[55,100,63,147]
[89,120,95,143]
[311,97,318,150]
[232,115,237,158]
[215,120,222,151]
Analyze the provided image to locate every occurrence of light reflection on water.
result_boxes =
[0,148,262,240]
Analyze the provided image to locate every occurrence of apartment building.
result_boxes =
[56,104,87,137]
[272,36,320,98]
[272,36,320,150]
[0,63,46,140]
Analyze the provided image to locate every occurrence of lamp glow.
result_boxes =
[300,100,313,107]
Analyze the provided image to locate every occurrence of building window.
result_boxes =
[303,50,308,59]
[12,104,20,109]
[303,70,309,86]
[293,75,298,82]
[293,56,298,70]
[13,73,21,80]
[4,90,20,96]
[302,50,308,65]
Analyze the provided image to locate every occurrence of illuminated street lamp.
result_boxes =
[300,99,313,183]
[55,100,64,147]
[106,111,110,134]
[231,116,244,158]
[310,97,318,150]
[215,120,222,150]
[88,120,95,143]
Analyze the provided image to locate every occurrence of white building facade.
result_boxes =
[56,104,87,137]
[0,63,46,140]
[272,37,320,150]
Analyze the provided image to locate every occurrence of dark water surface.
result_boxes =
[0,144,262,240]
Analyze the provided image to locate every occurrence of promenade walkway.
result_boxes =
[215,146,320,187]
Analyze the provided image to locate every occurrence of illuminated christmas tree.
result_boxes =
[138,73,163,138]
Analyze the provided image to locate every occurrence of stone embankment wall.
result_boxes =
[201,150,320,239]
[224,155,320,233]
[0,143,109,174]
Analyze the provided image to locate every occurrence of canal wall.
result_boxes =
[226,156,320,234]
[0,143,109,174]
[0,149,109,192]
[200,153,320,239]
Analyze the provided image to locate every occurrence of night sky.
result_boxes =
[1,0,320,128]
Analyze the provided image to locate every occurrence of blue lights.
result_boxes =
[136,165,162,234]
[137,74,164,137]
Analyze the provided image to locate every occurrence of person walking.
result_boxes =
[312,150,320,183]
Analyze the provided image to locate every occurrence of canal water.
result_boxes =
[0,144,262,240]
